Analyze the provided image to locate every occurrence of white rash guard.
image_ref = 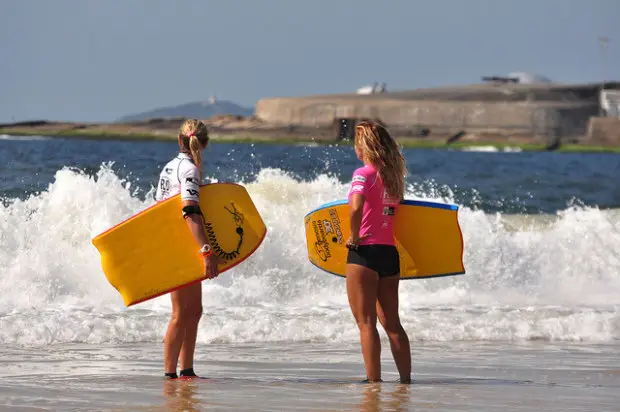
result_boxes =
[155,153,201,202]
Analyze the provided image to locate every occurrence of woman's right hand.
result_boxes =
[346,233,370,250]
[203,254,219,279]
[346,235,360,250]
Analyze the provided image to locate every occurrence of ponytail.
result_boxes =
[188,135,203,178]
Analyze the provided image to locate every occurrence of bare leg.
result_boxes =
[376,274,411,383]
[179,282,203,371]
[164,282,203,374]
[346,263,381,382]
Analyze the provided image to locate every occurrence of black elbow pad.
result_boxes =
[182,205,203,218]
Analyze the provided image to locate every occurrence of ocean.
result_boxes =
[1,134,619,411]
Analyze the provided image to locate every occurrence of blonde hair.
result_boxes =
[355,120,407,200]
[178,119,209,177]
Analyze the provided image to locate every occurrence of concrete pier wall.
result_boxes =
[255,83,614,141]
[257,98,597,139]
[585,117,620,145]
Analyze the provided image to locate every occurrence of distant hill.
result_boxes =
[117,99,254,122]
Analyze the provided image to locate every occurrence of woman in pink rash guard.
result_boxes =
[345,120,411,384]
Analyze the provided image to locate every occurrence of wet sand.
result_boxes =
[2,342,619,411]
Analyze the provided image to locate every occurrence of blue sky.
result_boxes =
[2,0,618,122]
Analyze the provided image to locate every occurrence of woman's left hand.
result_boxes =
[203,254,220,279]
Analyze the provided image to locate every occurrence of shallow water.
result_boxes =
[2,342,619,411]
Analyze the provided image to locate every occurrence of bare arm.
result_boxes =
[182,199,209,247]
[348,193,365,246]
[182,199,219,278]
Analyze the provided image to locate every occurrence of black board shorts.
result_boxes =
[347,244,400,278]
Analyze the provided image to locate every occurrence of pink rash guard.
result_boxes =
[347,164,400,246]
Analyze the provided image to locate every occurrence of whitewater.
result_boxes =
[1,164,618,347]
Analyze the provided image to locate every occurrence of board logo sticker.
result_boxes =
[328,208,344,244]
[204,202,244,261]
[311,219,331,261]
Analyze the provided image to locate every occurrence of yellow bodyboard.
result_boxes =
[304,199,465,279]
[92,183,266,306]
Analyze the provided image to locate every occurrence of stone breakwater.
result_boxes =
[2,115,619,149]
[0,116,334,142]
[2,82,619,148]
